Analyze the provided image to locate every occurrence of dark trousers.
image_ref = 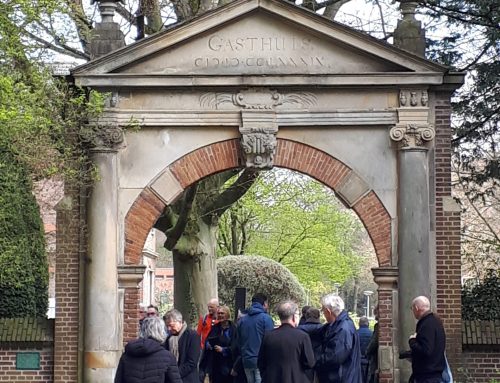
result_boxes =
[412,376,443,383]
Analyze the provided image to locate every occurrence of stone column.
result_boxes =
[82,124,124,382]
[390,96,434,381]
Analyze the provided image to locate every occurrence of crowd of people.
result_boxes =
[116,293,447,383]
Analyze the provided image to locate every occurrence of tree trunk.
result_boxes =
[353,279,359,315]
[173,218,218,326]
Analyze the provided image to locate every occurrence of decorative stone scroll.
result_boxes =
[80,123,124,150]
[240,110,277,169]
[399,90,428,107]
[200,88,317,109]
[200,88,315,169]
[390,123,435,148]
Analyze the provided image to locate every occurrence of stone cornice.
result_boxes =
[74,73,446,88]
[97,109,397,127]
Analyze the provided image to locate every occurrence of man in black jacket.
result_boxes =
[408,296,446,383]
[164,309,201,383]
[258,300,315,383]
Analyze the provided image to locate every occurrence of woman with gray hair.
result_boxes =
[115,316,182,383]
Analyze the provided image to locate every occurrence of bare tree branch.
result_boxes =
[163,184,198,250]
[23,29,90,60]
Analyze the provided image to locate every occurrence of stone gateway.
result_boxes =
[54,0,465,382]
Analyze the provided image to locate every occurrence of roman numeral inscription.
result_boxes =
[194,34,327,69]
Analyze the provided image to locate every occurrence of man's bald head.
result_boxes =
[207,298,219,316]
[411,296,431,320]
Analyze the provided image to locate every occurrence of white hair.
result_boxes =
[141,316,166,343]
[412,296,431,310]
[321,293,345,316]
[163,308,183,323]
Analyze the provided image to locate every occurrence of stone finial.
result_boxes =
[91,0,123,23]
[393,1,426,57]
[89,0,126,59]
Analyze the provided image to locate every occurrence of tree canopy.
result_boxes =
[218,169,373,306]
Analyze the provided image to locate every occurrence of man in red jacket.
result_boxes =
[197,298,219,349]
[197,298,219,382]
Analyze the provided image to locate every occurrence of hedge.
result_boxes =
[0,143,48,317]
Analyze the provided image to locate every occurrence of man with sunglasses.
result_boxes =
[146,304,160,317]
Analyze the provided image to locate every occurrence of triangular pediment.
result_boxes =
[72,0,446,79]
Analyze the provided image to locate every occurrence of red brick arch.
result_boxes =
[124,138,392,267]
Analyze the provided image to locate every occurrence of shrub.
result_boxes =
[462,269,500,320]
[0,143,48,317]
[217,255,305,311]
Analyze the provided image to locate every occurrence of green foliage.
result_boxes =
[218,170,369,306]
[0,0,108,320]
[217,255,306,310]
[422,0,500,194]
[0,144,48,317]
[461,270,500,320]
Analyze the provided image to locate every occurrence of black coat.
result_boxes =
[298,321,323,381]
[203,322,237,383]
[115,338,182,383]
[409,312,446,380]
[166,328,201,383]
[258,323,315,383]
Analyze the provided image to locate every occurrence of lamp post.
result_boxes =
[334,282,341,295]
[363,290,374,318]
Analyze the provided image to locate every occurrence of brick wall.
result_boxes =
[0,344,53,382]
[459,350,500,382]
[54,186,83,383]
[377,289,396,383]
[433,92,463,369]
[123,288,141,344]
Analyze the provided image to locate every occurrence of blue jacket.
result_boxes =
[237,302,274,369]
[357,325,373,358]
[315,311,363,383]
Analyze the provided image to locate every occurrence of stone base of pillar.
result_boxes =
[84,350,120,383]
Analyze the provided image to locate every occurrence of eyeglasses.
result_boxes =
[146,312,157,317]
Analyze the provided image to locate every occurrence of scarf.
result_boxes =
[168,322,187,362]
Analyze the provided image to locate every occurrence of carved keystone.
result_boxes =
[240,110,277,169]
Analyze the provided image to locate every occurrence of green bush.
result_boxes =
[462,269,500,320]
[217,255,305,311]
[0,143,48,317]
